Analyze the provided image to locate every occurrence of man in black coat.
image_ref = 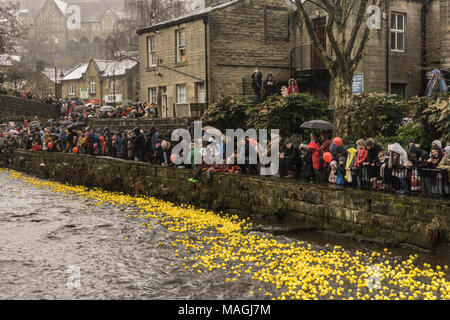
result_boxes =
[263,74,276,100]
[132,127,146,162]
[280,139,301,179]
[251,67,263,100]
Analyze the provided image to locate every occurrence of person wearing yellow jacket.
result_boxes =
[437,146,450,183]
[345,148,357,183]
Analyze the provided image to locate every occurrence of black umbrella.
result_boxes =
[300,120,337,130]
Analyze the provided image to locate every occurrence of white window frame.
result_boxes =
[148,87,157,104]
[391,12,405,52]
[90,80,96,94]
[147,36,157,67]
[176,29,186,63]
[68,83,75,96]
[176,84,187,103]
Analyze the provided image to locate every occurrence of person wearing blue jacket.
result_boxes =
[426,69,448,98]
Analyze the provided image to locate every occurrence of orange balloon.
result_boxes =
[48,141,54,150]
[333,137,343,146]
[170,154,177,163]
[73,147,78,154]
[323,152,333,163]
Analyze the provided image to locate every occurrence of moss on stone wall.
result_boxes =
[9,150,450,250]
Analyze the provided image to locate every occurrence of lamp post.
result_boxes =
[113,69,116,107]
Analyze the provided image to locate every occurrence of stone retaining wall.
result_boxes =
[87,117,193,133]
[10,150,450,250]
[0,94,60,120]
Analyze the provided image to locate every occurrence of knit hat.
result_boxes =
[408,138,415,144]
[445,146,450,155]
[432,140,442,149]
[432,69,441,77]
[338,156,346,162]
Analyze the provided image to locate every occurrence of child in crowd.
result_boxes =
[354,139,368,187]
[336,156,346,190]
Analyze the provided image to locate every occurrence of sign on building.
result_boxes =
[80,88,88,99]
[352,74,364,94]
[104,94,122,103]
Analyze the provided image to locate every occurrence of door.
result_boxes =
[312,17,327,70]
[159,86,168,118]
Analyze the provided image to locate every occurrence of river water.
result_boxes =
[0,170,449,300]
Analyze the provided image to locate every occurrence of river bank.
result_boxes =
[7,150,450,251]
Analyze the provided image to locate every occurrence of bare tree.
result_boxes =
[295,0,385,136]
[105,0,187,61]
[0,0,29,54]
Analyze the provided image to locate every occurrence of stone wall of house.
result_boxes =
[138,19,207,116]
[10,150,450,250]
[208,0,295,100]
[0,94,60,120]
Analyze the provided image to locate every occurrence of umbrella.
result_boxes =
[9,130,20,135]
[300,120,337,130]
[100,106,115,112]
[74,105,84,112]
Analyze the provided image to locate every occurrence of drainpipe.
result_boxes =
[203,15,210,107]
[421,0,431,95]
[386,0,390,93]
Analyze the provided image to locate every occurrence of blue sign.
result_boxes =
[352,74,364,94]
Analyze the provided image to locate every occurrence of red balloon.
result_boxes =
[333,137,343,146]
[73,147,79,154]
[170,154,177,163]
[323,152,333,163]
[48,141,54,150]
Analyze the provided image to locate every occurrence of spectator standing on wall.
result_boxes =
[426,69,448,98]
[287,79,299,95]
[251,67,263,100]
[263,74,276,99]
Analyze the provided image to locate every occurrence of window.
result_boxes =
[196,82,205,103]
[391,83,406,97]
[148,87,157,104]
[68,84,75,96]
[176,84,187,103]
[90,80,96,94]
[391,13,405,52]
[147,36,156,67]
[176,29,186,63]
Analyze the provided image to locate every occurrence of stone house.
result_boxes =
[60,58,138,105]
[292,0,449,102]
[26,67,71,98]
[33,0,124,67]
[137,0,297,118]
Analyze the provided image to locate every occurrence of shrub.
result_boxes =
[346,93,411,143]
[201,96,257,131]
[246,93,328,138]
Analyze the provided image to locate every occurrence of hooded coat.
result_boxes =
[308,142,327,171]
[426,69,448,97]
[287,79,299,95]
[345,148,357,182]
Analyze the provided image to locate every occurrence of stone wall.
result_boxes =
[0,94,61,120]
[10,150,450,250]
[87,117,192,133]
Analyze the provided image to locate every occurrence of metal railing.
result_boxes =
[348,165,449,197]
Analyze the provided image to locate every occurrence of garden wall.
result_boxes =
[0,94,60,120]
[9,150,450,250]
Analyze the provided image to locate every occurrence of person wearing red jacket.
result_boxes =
[308,141,328,183]
[287,79,299,95]
[320,131,331,153]
[354,139,368,187]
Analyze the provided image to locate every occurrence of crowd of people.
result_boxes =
[0,118,448,196]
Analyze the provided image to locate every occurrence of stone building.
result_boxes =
[25,67,71,98]
[60,58,138,105]
[292,0,449,102]
[137,0,296,118]
[32,0,124,67]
